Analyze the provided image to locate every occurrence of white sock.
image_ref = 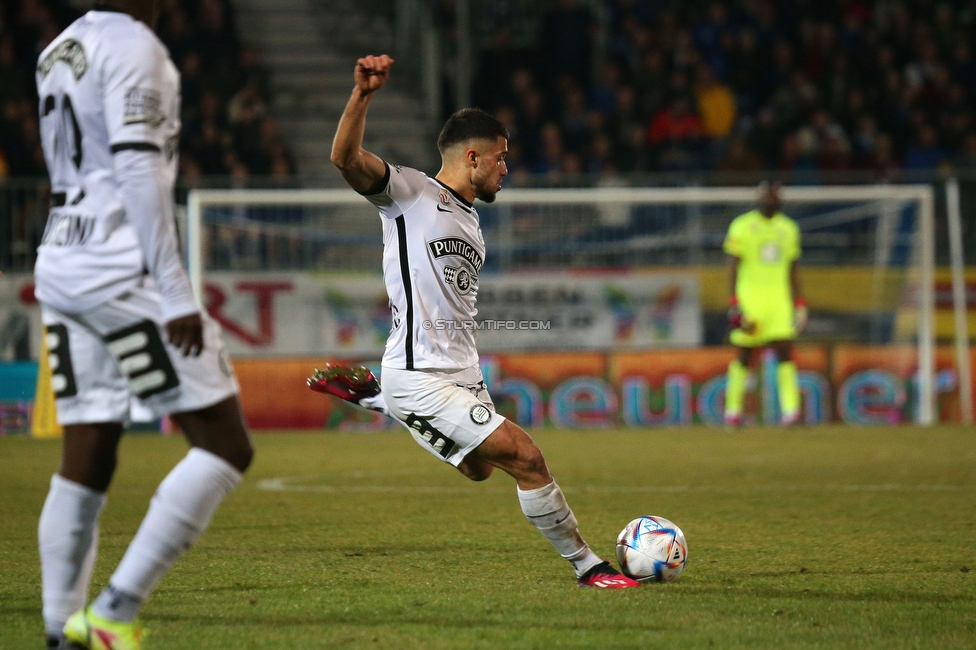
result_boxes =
[359,393,389,416]
[38,475,105,638]
[93,448,241,622]
[517,481,602,577]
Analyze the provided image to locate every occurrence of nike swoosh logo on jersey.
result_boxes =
[555,514,570,524]
[436,205,452,213]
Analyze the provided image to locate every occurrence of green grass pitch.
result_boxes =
[1,426,974,649]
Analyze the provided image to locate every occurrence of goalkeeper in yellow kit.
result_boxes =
[723,182,807,426]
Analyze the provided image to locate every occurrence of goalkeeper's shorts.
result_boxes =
[730,298,796,347]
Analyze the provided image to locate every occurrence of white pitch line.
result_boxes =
[255,477,972,495]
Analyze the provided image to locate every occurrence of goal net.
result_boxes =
[186,184,940,427]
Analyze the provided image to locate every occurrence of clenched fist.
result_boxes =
[355,54,394,96]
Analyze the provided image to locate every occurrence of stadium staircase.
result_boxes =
[233,0,437,182]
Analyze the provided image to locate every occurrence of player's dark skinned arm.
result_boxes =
[728,254,739,301]
[727,254,743,330]
[790,260,808,331]
[331,54,394,195]
[790,261,803,303]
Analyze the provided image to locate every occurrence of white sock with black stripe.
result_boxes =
[517,481,602,577]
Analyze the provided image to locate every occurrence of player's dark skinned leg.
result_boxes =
[465,420,553,489]
[737,345,753,366]
[171,395,254,473]
[769,340,794,363]
[57,395,253,493]
[58,423,125,492]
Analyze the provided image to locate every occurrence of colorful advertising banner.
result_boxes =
[197,270,703,356]
[1,270,700,359]
[234,346,969,430]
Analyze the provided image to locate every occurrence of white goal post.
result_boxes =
[187,184,939,425]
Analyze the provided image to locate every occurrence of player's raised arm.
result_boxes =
[331,55,394,194]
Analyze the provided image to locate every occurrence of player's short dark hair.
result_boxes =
[436,108,509,153]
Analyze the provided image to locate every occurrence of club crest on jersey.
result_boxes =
[438,189,451,206]
[38,39,88,80]
[760,241,782,263]
[124,87,165,127]
[444,263,477,295]
[470,404,492,425]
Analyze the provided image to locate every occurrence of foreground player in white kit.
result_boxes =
[311,54,638,590]
[34,2,253,648]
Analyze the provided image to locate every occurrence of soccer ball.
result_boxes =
[615,515,688,583]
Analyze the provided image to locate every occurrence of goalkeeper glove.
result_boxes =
[728,296,743,330]
[794,298,808,331]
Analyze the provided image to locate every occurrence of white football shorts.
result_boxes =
[41,283,239,426]
[381,365,506,467]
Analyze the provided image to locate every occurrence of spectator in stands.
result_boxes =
[180,52,204,124]
[0,0,294,180]
[716,136,763,173]
[193,0,239,97]
[585,131,616,174]
[694,63,736,139]
[816,134,853,172]
[633,49,668,119]
[955,132,976,171]
[236,44,272,103]
[474,27,528,112]
[851,115,879,166]
[538,0,595,87]
[0,34,30,100]
[0,98,44,176]
[156,3,194,67]
[866,133,900,180]
[488,0,976,181]
[190,119,232,176]
[559,83,590,154]
[778,133,817,175]
[903,123,949,171]
[228,83,267,127]
[530,122,565,177]
[589,61,621,115]
[647,96,703,147]
[693,2,732,77]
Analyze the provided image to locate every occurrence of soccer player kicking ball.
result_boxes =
[723,181,807,426]
[310,54,638,590]
[34,2,253,648]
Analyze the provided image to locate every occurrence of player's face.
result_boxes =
[471,137,508,203]
[760,187,781,214]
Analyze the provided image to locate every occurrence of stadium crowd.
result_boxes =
[474,0,976,180]
[0,0,294,180]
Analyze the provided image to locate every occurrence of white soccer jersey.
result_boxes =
[366,163,485,370]
[34,8,192,317]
